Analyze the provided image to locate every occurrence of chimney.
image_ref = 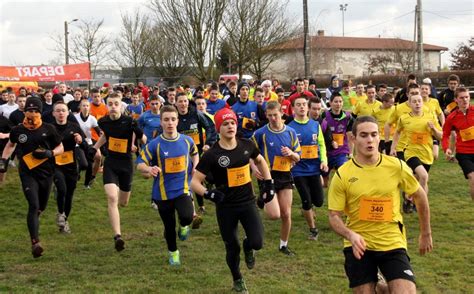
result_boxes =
[317,30,324,36]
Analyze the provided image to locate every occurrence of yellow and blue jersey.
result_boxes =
[251,124,301,172]
[288,118,327,177]
[137,134,198,201]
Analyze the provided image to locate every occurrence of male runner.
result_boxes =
[137,105,198,265]
[442,87,474,201]
[328,115,432,293]
[288,96,328,240]
[252,101,301,255]
[191,108,274,293]
[1,97,64,257]
[90,93,145,251]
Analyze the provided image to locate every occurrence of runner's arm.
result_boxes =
[93,133,106,150]
[328,210,366,259]
[390,131,400,156]
[1,141,16,159]
[409,187,433,255]
[52,143,64,157]
[254,154,272,180]
[190,170,207,197]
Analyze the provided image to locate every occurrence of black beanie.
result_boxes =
[25,97,43,113]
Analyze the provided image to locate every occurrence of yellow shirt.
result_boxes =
[373,106,395,140]
[396,112,441,165]
[351,94,367,107]
[328,154,420,251]
[424,98,442,118]
[387,102,430,152]
[265,91,278,102]
[353,99,382,117]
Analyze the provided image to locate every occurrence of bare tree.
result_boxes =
[366,54,392,75]
[147,23,191,84]
[69,19,111,74]
[149,0,226,82]
[114,10,153,83]
[391,38,415,73]
[222,0,295,80]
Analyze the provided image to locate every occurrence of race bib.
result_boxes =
[131,113,140,120]
[446,101,458,113]
[272,155,291,172]
[55,150,74,165]
[108,137,128,153]
[333,133,344,146]
[23,152,48,170]
[459,126,474,142]
[227,164,251,187]
[301,145,318,159]
[411,132,429,144]
[165,156,186,173]
[359,196,393,222]
[189,132,201,145]
[242,117,255,130]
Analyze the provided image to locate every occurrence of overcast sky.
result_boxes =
[0,0,472,67]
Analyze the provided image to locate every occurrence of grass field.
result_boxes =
[0,157,473,293]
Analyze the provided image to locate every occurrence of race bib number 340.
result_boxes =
[359,196,393,222]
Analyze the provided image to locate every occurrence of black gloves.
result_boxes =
[87,147,98,161]
[32,148,54,159]
[257,179,275,208]
[244,119,256,130]
[0,158,8,173]
[203,189,225,204]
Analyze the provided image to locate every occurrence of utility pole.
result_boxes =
[339,4,348,36]
[416,0,424,75]
[64,19,78,64]
[412,7,417,72]
[303,0,310,78]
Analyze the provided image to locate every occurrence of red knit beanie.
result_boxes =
[214,108,237,132]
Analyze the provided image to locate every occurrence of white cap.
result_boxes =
[423,78,432,84]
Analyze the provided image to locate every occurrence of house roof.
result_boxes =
[277,36,448,51]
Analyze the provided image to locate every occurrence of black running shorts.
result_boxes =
[343,248,416,288]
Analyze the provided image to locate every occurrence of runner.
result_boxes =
[52,101,87,233]
[0,91,18,119]
[421,83,445,160]
[0,97,64,257]
[191,108,274,293]
[373,93,395,154]
[126,92,145,120]
[9,95,27,126]
[442,87,474,201]
[175,92,217,225]
[137,105,198,265]
[231,82,266,139]
[0,114,12,184]
[73,99,102,188]
[352,85,382,117]
[206,84,226,115]
[390,95,442,195]
[252,101,301,256]
[328,115,432,293]
[89,93,145,251]
[321,93,354,186]
[288,96,328,240]
[137,95,162,140]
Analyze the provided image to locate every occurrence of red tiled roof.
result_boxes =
[276,36,448,51]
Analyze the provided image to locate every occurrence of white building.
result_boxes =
[265,31,448,80]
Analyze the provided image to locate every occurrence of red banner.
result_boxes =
[0,62,91,82]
